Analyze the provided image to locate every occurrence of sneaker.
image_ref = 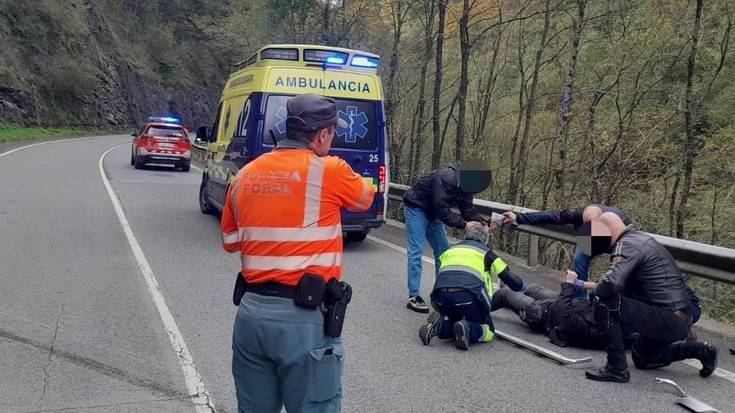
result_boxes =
[699,342,718,378]
[407,296,429,313]
[419,311,443,345]
[453,320,470,350]
[585,366,630,383]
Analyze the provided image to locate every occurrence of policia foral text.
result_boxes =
[221,93,376,413]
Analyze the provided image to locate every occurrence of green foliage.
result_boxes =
[0,123,116,143]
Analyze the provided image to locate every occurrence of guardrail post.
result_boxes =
[527,234,539,267]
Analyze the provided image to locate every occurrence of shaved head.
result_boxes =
[583,206,603,223]
[598,212,626,244]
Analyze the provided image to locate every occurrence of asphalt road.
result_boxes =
[1,135,734,413]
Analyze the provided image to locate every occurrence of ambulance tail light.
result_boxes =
[378,165,386,193]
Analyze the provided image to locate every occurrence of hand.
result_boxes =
[502,211,517,224]
[565,270,578,284]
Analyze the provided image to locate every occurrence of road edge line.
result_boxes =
[99,144,216,412]
[0,135,120,159]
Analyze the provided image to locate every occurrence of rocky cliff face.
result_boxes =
[0,0,227,129]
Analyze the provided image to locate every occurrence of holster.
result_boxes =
[233,272,248,306]
[323,278,352,338]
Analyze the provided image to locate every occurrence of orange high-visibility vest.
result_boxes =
[220,146,376,286]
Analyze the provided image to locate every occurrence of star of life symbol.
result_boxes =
[337,106,368,144]
[274,106,288,135]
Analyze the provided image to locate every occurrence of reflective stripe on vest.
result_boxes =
[438,245,493,295]
[241,252,342,271]
[239,225,342,242]
[303,156,325,227]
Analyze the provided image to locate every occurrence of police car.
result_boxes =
[194,44,389,242]
[130,116,192,172]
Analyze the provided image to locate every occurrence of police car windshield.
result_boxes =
[147,126,184,137]
[263,95,377,150]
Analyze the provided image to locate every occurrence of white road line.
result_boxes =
[366,234,735,384]
[99,144,216,412]
[0,135,115,158]
[366,234,435,265]
[681,359,735,383]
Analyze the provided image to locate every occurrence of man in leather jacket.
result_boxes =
[583,213,718,383]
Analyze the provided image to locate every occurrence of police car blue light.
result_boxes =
[351,56,379,68]
[146,116,181,124]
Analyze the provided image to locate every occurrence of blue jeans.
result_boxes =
[573,246,592,299]
[405,206,450,298]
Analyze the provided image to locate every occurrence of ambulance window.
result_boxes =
[331,100,377,150]
[263,95,378,150]
[263,95,290,145]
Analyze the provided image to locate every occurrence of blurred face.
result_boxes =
[576,220,612,257]
[310,125,336,157]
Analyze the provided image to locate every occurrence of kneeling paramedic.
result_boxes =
[221,93,376,412]
[419,220,525,350]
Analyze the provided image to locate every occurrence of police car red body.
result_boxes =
[130,117,192,172]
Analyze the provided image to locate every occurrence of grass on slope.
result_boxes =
[0,123,121,143]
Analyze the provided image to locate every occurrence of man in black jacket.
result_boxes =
[491,270,606,349]
[584,213,718,383]
[402,160,489,312]
[502,205,631,299]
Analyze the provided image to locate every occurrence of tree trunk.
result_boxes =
[431,0,447,170]
[384,1,407,182]
[554,0,586,209]
[515,0,551,204]
[322,2,331,43]
[506,21,527,204]
[473,32,503,147]
[676,0,704,238]
[455,0,471,162]
[410,0,436,182]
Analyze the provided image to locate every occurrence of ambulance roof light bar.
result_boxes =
[351,55,380,68]
[260,47,299,61]
[304,49,349,65]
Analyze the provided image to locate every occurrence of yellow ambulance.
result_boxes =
[195,44,389,241]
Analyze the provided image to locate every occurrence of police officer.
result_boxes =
[583,213,718,383]
[221,93,376,412]
[402,160,490,312]
[502,205,631,299]
[418,222,525,350]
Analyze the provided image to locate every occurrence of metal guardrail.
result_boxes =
[388,183,735,285]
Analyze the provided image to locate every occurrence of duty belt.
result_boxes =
[247,281,296,299]
[436,287,466,293]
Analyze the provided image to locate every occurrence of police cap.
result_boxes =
[286,93,348,132]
